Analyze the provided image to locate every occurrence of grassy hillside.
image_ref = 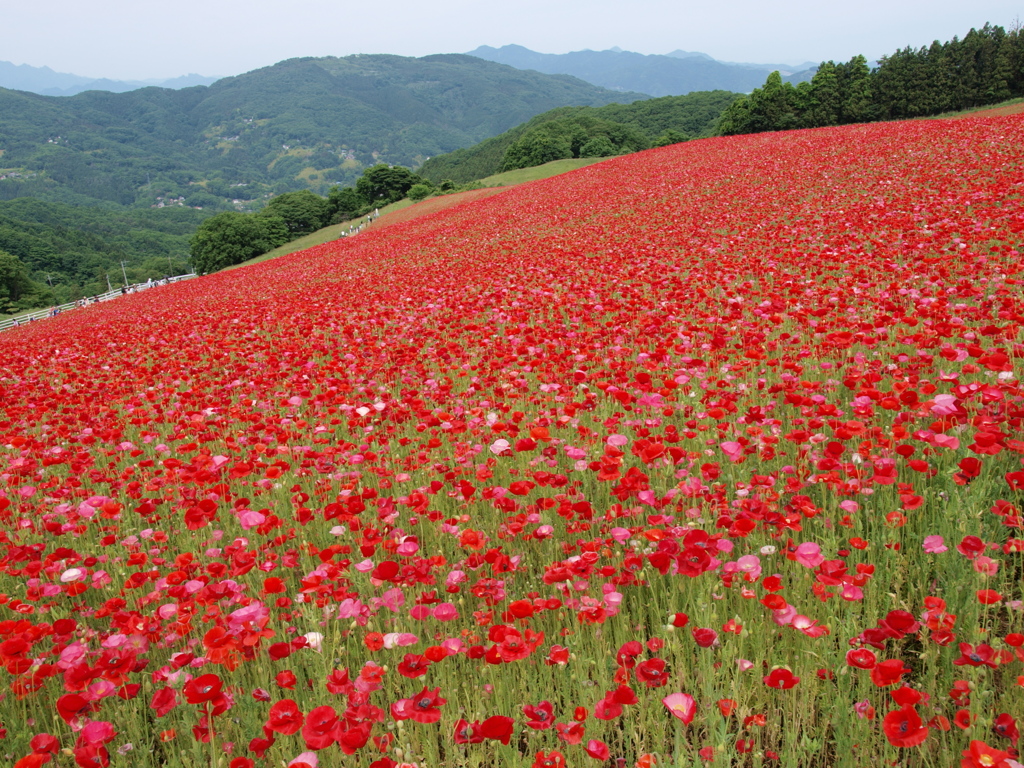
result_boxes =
[418,90,740,183]
[1,113,1022,767]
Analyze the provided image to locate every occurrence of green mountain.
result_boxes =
[0,54,647,210]
[418,90,741,184]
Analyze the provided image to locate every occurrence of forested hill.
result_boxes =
[0,54,646,210]
[418,90,740,184]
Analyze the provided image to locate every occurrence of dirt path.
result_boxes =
[952,101,1024,118]
[371,187,508,230]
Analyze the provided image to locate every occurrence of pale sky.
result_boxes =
[3,0,1020,80]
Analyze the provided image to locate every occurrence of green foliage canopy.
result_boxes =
[355,165,425,205]
[189,212,277,274]
[258,190,330,237]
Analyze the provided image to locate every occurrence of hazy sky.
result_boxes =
[4,0,1021,80]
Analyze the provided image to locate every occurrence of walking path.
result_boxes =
[0,273,197,333]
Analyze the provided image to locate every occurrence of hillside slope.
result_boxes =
[1,115,1022,768]
[418,90,740,183]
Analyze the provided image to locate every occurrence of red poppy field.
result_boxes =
[1,114,1023,768]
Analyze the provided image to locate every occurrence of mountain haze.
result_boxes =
[467,45,816,96]
[0,60,220,96]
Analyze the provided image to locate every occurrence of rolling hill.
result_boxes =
[0,54,647,209]
[418,90,741,183]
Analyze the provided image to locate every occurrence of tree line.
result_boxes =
[188,165,443,274]
[419,91,740,184]
[718,23,1024,135]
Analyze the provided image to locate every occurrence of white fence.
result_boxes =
[0,273,198,333]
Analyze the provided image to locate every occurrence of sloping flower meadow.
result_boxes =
[1,114,1023,768]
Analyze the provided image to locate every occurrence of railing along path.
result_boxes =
[0,274,197,333]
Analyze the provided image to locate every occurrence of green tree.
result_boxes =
[836,55,874,123]
[579,136,616,158]
[652,129,690,147]
[749,71,802,131]
[716,96,753,135]
[806,62,841,127]
[355,165,424,206]
[326,186,366,222]
[407,183,434,202]
[188,212,275,274]
[259,189,329,237]
[501,132,572,171]
[0,249,50,311]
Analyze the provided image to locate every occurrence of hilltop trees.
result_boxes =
[188,163,430,274]
[326,186,366,223]
[259,190,329,238]
[355,165,426,206]
[500,115,648,172]
[419,91,741,183]
[189,212,280,274]
[719,23,1024,135]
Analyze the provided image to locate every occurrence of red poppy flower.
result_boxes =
[584,739,610,760]
[692,628,719,648]
[993,713,1019,742]
[763,668,799,689]
[183,673,222,704]
[266,699,303,735]
[396,654,431,678]
[882,706,929,748]
[890,686,923,707]
[532,751,566,768]
[523,701,555,730]
[845,648,877,669]
[555,722,585,744]
[452,718,480,744]
[29,734,60,755]
[479,715,514,745]
[960,739,1013,768]
[275,670,297,689]
[635,658,669,688]
[870,659,910,687]
[391,686,445,724]
[267,642,292,661]
[592,696,622,721]
[954,643,999,668]
[302,705,339,750]
[954,709,975,730]
[150,687,179,717]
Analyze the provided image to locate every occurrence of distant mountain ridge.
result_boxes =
[467,45,816,96]
[0,60,220,96]
[0,53,647,209]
